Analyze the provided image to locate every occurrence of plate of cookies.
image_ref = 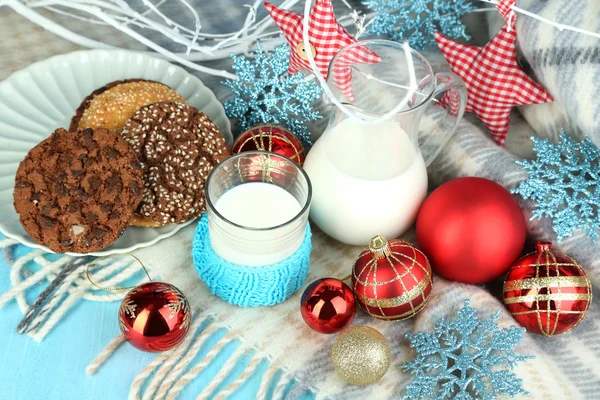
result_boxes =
[0,50,232,256]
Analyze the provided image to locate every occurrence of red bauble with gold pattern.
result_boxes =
[503,242,592,336]
[119,282,192,352]
[352,236,433,321]
[232,124,305,165]
[300,278,356,334]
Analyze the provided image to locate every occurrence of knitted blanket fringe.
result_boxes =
[0,241,141,342]
[0,236,319,399]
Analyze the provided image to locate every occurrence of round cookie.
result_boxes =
[71,80,186,132]
[69,79,146,131]
[13,128,144,253]
[121,102,230,227]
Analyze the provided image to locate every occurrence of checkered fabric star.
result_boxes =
[264,0,380,101]
[435,0,552,146]
[497,0,516,22]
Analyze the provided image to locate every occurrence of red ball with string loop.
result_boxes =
[118,282,192,352]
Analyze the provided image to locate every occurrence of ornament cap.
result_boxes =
[536,241,553,253]
[369,235,392,260]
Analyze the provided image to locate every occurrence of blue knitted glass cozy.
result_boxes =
[192,214,312,307]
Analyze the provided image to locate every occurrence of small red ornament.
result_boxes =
[352,236,432,320]
[300,277,356,334]
[416,177,526,284]
[232,125,305,165]
[119,282,191,352]
[503,242,592,336]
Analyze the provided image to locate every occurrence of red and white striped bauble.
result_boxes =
[352,236,433,321]
[503,242,592,336]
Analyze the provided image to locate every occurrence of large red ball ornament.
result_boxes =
[416,177,526,284]
[300,278,356,334]
[232,124,305,165]
[504,242,592,336]
[352,236,433,320]
[119,282,192,352]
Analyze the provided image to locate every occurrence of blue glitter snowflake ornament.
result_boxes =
[512,132,600,242]
[363,0,474,50]
[401,300,532,400]
[222,43,323,144]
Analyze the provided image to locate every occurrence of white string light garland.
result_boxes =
[478,0,600,39]
[2,0,600,105]
[4,0,598,72]
[301,0,417,124]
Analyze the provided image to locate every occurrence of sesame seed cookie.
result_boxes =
[13,128,144,253]
[70,80,186,132]
[121,102,230,227]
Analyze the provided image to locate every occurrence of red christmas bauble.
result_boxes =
[352,236,433,320]
[504,242,592,336]
[119,282,192,352]
[300,278,356,334]
[416,177,526,284]
[232,124,305,165]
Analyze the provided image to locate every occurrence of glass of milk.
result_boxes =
[206,151,311,266]
[303,40,467,245]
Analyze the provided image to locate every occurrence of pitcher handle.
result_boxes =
[421,72,467,166]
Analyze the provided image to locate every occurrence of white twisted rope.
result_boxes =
[26,257,136,340]
[272,372,291,400]
[23,262,89,335]
[6,249,48,312]
[0,238,18,248]
[256,363,279,400]
[86,334,126,375]
[193,345,247,400]
[151,323,222,400]
[128,315,208,400]
[25,257,135,338]
[214,355,263,400]
[163,331,238,400]
[0,250,64,310]
[129,350,176,400]
[80,259,145,299]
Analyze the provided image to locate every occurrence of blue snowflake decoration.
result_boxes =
[512,132,600,242]
[363,0,474,50]
[401,300,532,400]
[222,43,323,145]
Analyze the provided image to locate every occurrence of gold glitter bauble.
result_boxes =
[332,326,391,386]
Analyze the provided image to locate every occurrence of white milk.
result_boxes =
[303,118,428,245]
[210,182,304,266]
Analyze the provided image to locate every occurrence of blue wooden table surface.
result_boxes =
[0,234,311,400]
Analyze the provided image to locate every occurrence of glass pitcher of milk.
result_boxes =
[303,40,467,245]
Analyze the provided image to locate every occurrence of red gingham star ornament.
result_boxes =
[497,0,516,24]
[264,0,380,101]
[434,0,552,146]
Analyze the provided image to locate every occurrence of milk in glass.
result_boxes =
[211,182,303,266]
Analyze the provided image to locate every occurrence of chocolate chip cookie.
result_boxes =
[70,80,185,132]
[121,102,230,227]
[13,128,144,253]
